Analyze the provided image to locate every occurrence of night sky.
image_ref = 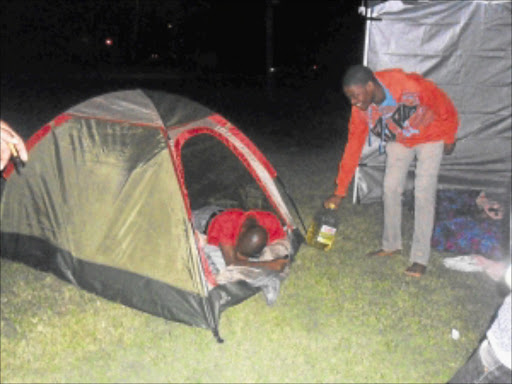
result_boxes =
[1,0,366,76]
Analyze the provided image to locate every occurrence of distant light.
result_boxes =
[167,23,173,29]
[105,37,113,46]
[269,67,276,73]
[312,64,318,70]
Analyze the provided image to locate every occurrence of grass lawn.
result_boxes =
[0,188,504,383]
[0,80,506,383]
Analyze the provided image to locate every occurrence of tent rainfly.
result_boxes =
[0,89,305,342]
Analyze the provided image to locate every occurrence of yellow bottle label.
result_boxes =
[306,222,337,251]
[316,225,336,245]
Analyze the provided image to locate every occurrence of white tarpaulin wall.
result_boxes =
[354,0,512,204]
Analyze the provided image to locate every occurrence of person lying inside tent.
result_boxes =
[194,206,290,272]
[193,206,292,304]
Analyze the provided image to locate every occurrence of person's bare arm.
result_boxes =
[219,243,237,266]
[219,242,289,272]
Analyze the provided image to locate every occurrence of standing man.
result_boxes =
[324,65,458,277]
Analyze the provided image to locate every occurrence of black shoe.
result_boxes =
[404,262,427,277]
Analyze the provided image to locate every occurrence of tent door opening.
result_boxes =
[180,133,277,215]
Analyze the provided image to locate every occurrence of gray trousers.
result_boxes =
[382,141,444,265]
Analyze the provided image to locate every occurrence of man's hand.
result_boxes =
[443,142,456,155]
[323,194,343,210]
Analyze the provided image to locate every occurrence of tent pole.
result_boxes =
[276,175,308,234]
[353,1,373,205]
[212,328,224,343]
[362,0,371,66]
[265,0,275,100]
[352,167,360,205]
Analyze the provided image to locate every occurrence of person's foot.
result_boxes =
[366,249,402,257]
[404,262,427,277]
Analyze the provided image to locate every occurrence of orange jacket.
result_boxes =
[334,68,458,197]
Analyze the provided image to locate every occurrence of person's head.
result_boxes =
[341,65,381,111]
[236,222,268,259]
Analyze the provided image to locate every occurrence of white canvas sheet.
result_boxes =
[355,0,511,203]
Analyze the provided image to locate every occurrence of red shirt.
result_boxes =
[207,209,286,246]
[334,68,459,197]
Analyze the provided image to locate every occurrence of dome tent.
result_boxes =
[0,89,304,342]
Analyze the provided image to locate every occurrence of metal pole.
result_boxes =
[353,1,373,204]
[265,0,275,100]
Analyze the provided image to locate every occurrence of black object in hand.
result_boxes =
[7,143,25,174]
[11,155,25,174]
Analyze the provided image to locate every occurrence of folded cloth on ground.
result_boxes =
[216,266,285,305]
[258,238,292,262]
[442,254,509,281]
[205,238,292,305]
[442,255,485,272]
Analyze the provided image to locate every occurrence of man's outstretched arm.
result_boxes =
[219,242,289,272]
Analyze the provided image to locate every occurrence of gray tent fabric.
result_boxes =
[68,89,213,128]
[0,89,304,342]
[354,0,512,204]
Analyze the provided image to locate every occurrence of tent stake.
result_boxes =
[276,175,307,234]
[213,328,224,343]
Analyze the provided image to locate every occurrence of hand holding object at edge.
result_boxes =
[1,120,28,171]
[323,194,342,210]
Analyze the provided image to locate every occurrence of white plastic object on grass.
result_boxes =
[451,328,460,340]
[443,255,484,273]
